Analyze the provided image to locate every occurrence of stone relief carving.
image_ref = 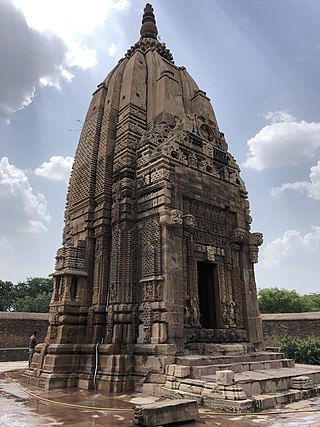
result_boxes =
[223,298,237,328]
[106,305,113,343]
[191,297,201,327]
[207,246,216,262]
[206,245,226,261]
[140,302,152,344]
[109,283,119,303]
[233,227,246,243]
[249,232,263,247]
[184,304,191,327]
[159,208,183,227]
[142,279,162,302]
[49,325,58,340]
[183,214,196,228]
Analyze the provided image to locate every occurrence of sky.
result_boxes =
[0,0,319,294]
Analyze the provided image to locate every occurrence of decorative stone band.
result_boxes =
[291,376,313,390]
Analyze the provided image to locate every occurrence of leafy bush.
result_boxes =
[280,334,320,365]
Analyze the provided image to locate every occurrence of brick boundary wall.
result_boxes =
[262,312,320,347]
[1,312,320,360]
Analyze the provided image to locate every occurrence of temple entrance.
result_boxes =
[197,261,218,329]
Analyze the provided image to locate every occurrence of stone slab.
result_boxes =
[133,398,198,426]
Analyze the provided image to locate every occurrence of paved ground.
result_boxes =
[1,361,320,426]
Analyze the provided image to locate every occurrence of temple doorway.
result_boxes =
[197,261,218,329]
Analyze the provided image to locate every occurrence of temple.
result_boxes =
[26,4,265,393]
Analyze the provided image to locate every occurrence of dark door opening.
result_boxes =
[197,261,217,329]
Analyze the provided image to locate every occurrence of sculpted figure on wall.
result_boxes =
[222,298,237,328]
[191,296,201,327]
[234,227,246,243]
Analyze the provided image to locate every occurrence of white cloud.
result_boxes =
[271,161,320,201]
[35,156,74,183]
[263,227,320,268]
[0,1,70,119]
[1,0,130,119]
[243,111,320,170]
[112,0,129,10]
[65,41,97,69]
[12,0,130,70]
[108,43,118,57]
[13,0,127,37]
[257,227,320,292]
[0,157,50,235]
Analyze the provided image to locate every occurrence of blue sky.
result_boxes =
[1,0,320,294]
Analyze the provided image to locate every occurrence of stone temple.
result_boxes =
[26,4,267,396]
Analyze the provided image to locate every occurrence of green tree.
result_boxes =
[0,280,14,311]
[12,277,53,313]
[258,287,317,314]
[304,293,320,311]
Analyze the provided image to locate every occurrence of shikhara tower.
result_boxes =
[28,4,264,391]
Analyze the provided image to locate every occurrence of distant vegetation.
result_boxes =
[258,287,320,314]
[0,277,53,312]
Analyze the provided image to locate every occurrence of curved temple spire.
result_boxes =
[140,3,158,39]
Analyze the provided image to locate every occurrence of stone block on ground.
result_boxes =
[174,365,191,378]
[166,364,191,378]
[133,398,198,426]
[216,369,235,386]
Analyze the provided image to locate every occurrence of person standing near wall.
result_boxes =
[28,330,37,367]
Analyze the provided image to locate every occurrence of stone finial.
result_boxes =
[140,3,158,39]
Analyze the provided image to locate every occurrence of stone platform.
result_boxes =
[159,347,320,412]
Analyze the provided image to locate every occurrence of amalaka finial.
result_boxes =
[140,3,158,39]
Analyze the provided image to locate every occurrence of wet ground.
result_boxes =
[1,362,320,426]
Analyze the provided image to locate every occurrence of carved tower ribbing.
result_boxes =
[27,4,264,391]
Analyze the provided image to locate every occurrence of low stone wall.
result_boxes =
[262,312,320,347]
[0,348,29,362]
[0,312,49,349]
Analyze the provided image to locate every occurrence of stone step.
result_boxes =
[250,386,320,411]
[202,365,320,397]
[191,358,295,378]
[176,351,284,367]
[203,385,320,413]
